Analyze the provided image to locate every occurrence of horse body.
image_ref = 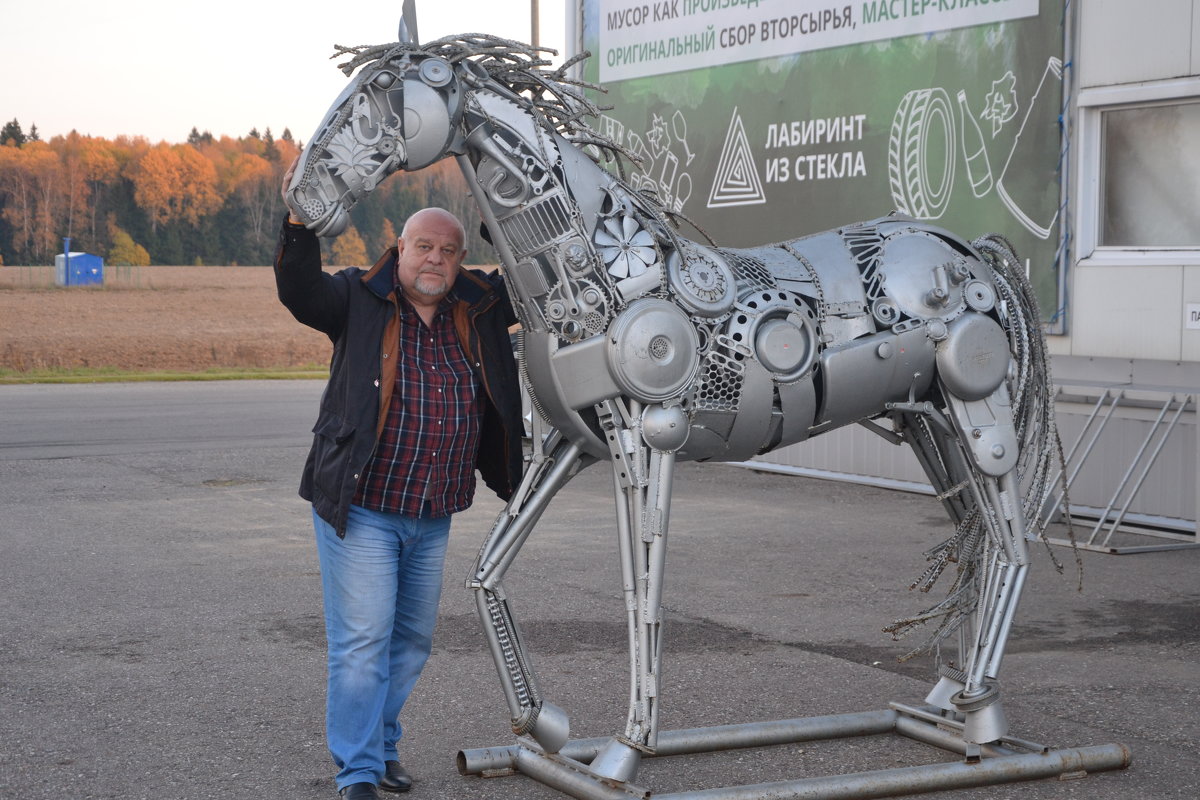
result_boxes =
[453,86,1020,476]
[288,37,1062,789]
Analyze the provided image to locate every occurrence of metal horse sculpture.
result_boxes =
[288,34,1128,800]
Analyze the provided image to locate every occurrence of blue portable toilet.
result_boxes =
[54,252,104,286]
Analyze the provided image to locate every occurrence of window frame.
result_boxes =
[1075,77,1200,266]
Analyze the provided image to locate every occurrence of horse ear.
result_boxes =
[398,0,419,44]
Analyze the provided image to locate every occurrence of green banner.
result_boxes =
[583,0,1066,323]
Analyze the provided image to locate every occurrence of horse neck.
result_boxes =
[455,86,621,330]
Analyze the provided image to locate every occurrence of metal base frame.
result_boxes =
[458,705,1130,800]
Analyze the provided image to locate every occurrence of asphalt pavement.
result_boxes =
[0,380,1196,799]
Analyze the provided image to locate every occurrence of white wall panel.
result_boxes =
[1070,265,1183,360]
[1079,0,1194,86]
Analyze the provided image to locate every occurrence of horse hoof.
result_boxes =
[589,738,642,782]
[529,701,570,754]
[952,682,1009,743]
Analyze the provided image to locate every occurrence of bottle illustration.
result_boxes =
[996,57,1064,240]
[957,90,994,198]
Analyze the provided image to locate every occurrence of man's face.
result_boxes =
[395,210,466,305]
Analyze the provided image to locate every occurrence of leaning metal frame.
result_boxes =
[1040,382,1200,554]
[285,27,1134,800]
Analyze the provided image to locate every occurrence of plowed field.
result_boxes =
[0,266,333,373]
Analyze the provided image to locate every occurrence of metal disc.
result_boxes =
[605,299,700,402]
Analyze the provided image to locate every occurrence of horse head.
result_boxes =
[285,46,479,236]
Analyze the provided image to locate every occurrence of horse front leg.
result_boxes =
[587,398,683,783]
[469,432,589,754]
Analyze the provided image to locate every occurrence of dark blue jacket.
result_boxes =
[273,218,523,536]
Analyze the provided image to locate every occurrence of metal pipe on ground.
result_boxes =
[458,710,900,775]
[652,744,1131,800]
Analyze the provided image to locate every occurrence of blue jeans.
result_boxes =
[313,505,452,790]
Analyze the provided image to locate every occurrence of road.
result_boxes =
[0,380,1196,799]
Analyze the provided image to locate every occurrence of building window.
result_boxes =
[1100,101,1200,247]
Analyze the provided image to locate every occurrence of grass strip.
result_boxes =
[0,365,328,385]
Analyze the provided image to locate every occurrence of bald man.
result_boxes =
[275,202,523,799]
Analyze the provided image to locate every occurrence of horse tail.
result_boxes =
[971,235,1077,571]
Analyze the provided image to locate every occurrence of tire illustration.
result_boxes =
[888,88,957,219]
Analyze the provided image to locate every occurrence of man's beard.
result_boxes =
[413,272,450,297]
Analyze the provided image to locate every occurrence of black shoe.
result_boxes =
[339,783,379,799]
[379,761,413,793]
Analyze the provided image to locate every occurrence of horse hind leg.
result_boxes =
[894,374,1031,745]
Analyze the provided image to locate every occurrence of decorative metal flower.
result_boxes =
[595,215,656,279]
[324,126,375,179]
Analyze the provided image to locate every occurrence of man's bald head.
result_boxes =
[401,208,465,249]
[395,207,468,314]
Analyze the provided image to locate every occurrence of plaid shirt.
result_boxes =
[353,291,484,518]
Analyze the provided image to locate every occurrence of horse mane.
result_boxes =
[329,34,635,169]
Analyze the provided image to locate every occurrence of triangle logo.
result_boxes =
[708,108,766,208]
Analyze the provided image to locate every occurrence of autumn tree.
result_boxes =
[273,135,300,168]
[206,139,274,245]
[107,221,150,266]
[0,144,34,260]
[78,136,119,241]
[0,141,65,263]
[130,143,177,234]
[330,224,369,266]
[28,141,66,261]
[131,142,220,233]
[50,132,95,244]
[378,218,397,254]
[198,134,296,260]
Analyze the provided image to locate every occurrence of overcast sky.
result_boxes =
[0,1,568,144]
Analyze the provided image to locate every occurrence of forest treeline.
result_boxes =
[0,119,493,268]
